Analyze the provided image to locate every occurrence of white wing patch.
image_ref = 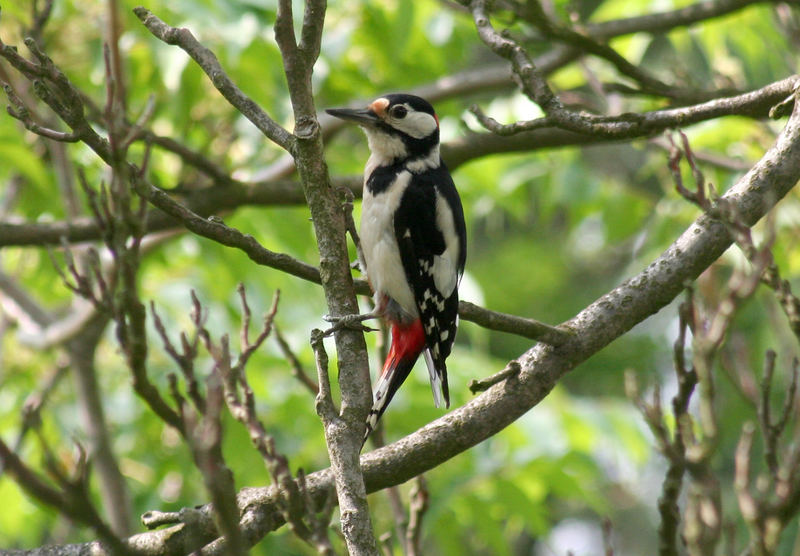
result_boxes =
[431,191,461,297]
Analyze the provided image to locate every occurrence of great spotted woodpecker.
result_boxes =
[326,94,467,441]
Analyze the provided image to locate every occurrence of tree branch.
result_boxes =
[132,7,296,153]
[0,438,129,555]
[586,0,795,39]
[507,0,722,103]
[468,62,798,138]
[274,0,378,551]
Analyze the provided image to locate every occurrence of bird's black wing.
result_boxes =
[393,164,465,407]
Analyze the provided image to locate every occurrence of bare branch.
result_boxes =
[311,328,338,422]
[458,301,572,345]
[468,361,520,394]
[586,0,785,39]
[133,7,296,153]
[405,476,429,556]
[180,288,338,553]
[0,359,69,477]
[151,301,205,414]
[758,351,799,477]
[508,0,719,102]
[626,297,699,556]
[464,0,800,140]
[275,0,378,549]
[0,437,129,555]
[1,71,795,250]
[3,83,80,141]
[469,74,799,138]
[734,423,763,550]
[67,315,133,537]
[235,285,279,372]
[0,37,112,158]
[468,0,561,116]
[27,0,55,43]
[186,370,247,556]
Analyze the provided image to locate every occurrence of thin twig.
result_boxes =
[151,301,204,414]
[0,437,130,555]
[0,359,69,477]
[235,286,280,372]
[27,0,55,43]
[468,361,521,394]
[310,329,338,422]
[405,476,429,556]
[185,369,246,556]
[180,288,337,552]
[734,423,765,553]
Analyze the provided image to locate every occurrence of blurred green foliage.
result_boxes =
[1,0,799,554]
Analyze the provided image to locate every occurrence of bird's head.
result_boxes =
[326,93,440,166]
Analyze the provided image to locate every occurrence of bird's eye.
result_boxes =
[390,105,408,119]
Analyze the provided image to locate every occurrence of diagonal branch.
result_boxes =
[133,7,296,154]
[508,0,716,102]
[132,177,324,284]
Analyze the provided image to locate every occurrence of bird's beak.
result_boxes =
[325,107,380,125]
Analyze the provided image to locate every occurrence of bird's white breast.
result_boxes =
[361,170,417,317]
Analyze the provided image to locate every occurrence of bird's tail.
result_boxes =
[364,319,426,443]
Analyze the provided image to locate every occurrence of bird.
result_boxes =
[326,94,467,442]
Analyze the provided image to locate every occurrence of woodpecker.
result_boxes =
[326,94,467,441]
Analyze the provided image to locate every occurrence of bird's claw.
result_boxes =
[322,312,379,336]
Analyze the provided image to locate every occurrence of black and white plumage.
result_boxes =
[326,94,466,441]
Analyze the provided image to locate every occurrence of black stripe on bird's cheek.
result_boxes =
[375,121,439,160]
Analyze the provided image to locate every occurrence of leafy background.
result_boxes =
[0,0,799,554]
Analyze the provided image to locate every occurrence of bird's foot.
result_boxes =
[322,312,380,336]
